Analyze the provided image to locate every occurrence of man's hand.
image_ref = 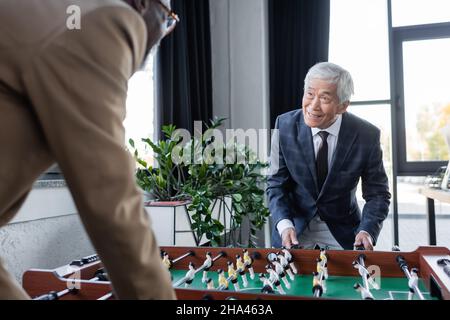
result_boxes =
[281,227,299,249]
[354,231,374,250]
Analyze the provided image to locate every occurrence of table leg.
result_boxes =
[426,197,437,245]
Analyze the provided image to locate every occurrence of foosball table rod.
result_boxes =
[171,250,195,264]
[173,251,227,288]
[396,255,425,300]
[33,288,78,300]
[33,268,109,300]
[97,292,114,300]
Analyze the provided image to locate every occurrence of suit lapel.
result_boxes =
[318,112,358,199]
[297,113,319,195]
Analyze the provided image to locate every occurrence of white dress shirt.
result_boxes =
[310,114,342,168]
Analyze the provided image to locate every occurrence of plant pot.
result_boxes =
[144,200,197,246]
[144,197,233,247]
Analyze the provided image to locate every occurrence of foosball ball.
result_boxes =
[22,246,450,300]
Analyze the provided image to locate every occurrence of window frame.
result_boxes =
[392,22,450,176]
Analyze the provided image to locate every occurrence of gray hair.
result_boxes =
[304,62,354,104]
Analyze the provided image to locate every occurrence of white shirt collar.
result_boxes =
[311,114,342,137]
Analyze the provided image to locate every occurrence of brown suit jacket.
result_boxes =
[0,0,176,299]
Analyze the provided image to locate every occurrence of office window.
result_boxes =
[402,39,450,162]
[329,0,390,102]
[393,23,450,174]
[392,0,450,27]
[124,55,156,167]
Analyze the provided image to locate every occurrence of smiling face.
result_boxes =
[302,78,349,129]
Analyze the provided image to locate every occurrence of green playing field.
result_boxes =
[171,269,435,300]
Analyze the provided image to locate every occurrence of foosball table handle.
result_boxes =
[396,255,408,270]
[437,259,450,278]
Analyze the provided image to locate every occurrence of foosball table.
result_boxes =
[22,246,450,300]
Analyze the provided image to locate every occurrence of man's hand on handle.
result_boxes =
[354,231,374,251]
[281,227,299,249]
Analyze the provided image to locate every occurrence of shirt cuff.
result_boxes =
[277,219,294,237]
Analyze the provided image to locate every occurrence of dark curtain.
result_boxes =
[156,0,213,138]
[268,0,330,129]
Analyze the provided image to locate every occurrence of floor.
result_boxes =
[372,181,450,252]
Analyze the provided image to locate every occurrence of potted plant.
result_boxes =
[130,118,270,247]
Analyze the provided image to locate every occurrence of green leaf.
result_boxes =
[137,159,148,168]
[232,194,242,202]
[234,203,243,213]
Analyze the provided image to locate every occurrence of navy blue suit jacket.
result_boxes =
[267,110,391,249]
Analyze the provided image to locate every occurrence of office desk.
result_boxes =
[419,187,450,245]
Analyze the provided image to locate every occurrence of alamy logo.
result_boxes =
[66,5,81,30]
[164,121,280,176]
[367,264,382,289]
[130,121,280,176]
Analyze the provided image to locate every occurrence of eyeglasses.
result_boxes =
[154,0,180,37]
